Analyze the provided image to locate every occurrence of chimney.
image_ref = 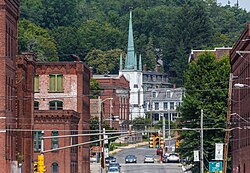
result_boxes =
[173,84,176,89]
[155,64,160,72]
[143,64,147,72]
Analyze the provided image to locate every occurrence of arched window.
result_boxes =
[52,162,58,173]
[49,100,63,110]
[34,101,39,110]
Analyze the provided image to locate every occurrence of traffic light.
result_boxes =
[155,137,160,148]
[149,136,155,148]
[160,137,164,148]
[176,140,180,148]
[34,162,38,172]
[38,154,47,172]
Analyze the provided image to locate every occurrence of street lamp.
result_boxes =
[234,83,250,88]
[98,96,113,173]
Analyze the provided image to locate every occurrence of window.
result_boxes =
[152,92,156,98]
[167,91,171,98]
[34,75,39,92]
[164,102,168,110]
[34,101,39,110]
[52,162,58,173]
[34,131,43,152]
[134,84,138,88]
[49,74,63,92]
[170,102,174,110]
[49,100,63,110]
[154,102,159,110]
[51,131,59,149]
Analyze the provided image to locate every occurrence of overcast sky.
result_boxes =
[217,0,250,11]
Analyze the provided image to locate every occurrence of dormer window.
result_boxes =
[167,91,171,98]
[152,92,156,98]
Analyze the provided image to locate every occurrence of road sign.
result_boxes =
[194,150,199,162]
[209,162,222,172]
[91,146,102,153]
[215,143,223,160]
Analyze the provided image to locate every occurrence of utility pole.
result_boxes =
[168,109,171,152]
[200,109,204,173]
[223,73,233,173]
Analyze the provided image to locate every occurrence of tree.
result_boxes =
[90,78,101,99]
[18,19,59,62]
[85,49,123,74]
[132,117,151,131]
[178,52,230,172]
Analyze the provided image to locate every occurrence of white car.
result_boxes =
[144,155,154,163]
[167,153,180,163]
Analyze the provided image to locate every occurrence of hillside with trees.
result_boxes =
[19,0,250,85]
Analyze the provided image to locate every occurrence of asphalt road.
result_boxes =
[113,146,183,173]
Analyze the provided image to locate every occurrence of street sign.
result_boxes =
[194,150,199,162]
[91,146,102,153]
[209,162,222,172]
[215,143,223,160]
[104,135,108,144]
[104,148,109,158]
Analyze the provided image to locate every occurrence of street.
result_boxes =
[113,146,183,173]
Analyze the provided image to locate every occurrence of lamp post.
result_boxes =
[98,96,113,173]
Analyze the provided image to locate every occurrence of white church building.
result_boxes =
[119,11,145,120]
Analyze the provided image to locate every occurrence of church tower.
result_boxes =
[119,10,145,120]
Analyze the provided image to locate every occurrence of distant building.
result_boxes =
[230,23,250,172]
[91,75,130,130]
[34,61,91,173]
[142,69,173,91]
[188,47,231,63]
[119,11,144,119]
[144,87,184,124]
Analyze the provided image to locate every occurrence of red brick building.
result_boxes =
[0,1,19,166]
[16,52,36,173]
[34,61,90,173]
[189,47,231,63]
[91,75,130,130]
[230,23,250,173]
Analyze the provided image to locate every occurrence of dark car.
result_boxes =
[105,156,116,164]
[125,155,137,163]
[156,148,163,155]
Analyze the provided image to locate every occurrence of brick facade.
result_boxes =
[230,23,250,173]
[16,52,36,173]
[0,0,21,172]
[92,75,130,130]
[34,61,90,173]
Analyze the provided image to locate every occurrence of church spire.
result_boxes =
[125,10,135,70]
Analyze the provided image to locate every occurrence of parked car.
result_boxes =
[144,155,154,163]
[108,162,121,172]
[125,155,137,163]
[107,167,120,173]
[156,148,163,155]
[105,156,116,164]
[166,153,180,163]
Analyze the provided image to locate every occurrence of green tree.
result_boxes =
[90,78,101,99]
[85,49,122,74]
[18,19,59,62]
[178,52,230,172]
[132,117,151,131]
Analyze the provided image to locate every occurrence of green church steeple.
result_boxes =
[125,10,136,70]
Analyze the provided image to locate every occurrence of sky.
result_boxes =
[217,0,250,11]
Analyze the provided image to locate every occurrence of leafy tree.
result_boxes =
[18,19,59,62]
[85,49,122,74]
[90,78,101,99]
[178,52,230,172]
[132,117,151,131]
